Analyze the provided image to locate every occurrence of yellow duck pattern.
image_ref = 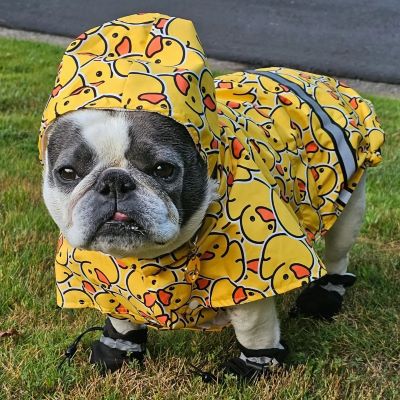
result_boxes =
[39,13,384,330]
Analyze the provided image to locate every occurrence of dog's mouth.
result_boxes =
[99,212,146,235]
[85,208,180,257]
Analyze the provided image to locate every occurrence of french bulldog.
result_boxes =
[43,108,364,378]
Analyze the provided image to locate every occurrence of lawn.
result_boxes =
[0,38,399,400]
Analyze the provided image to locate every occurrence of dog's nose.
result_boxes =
[96,169,136,197]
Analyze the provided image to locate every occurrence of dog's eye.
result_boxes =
[58,167,79,181]
[153,163,175,180]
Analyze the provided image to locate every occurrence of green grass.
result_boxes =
[0,37,399,400]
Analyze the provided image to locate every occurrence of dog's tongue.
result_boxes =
[112,212,130,222]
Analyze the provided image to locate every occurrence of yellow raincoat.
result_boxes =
[39,13,384,330]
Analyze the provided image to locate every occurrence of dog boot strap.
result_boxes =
[89,318,148,372]
[103,317,148,344]
[99,335,145,353]
[238,340,289,366]
[319,273,357,288]
[223,341,288,380]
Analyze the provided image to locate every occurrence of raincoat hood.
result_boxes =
[39,13,219,174]
[40,13,384,330]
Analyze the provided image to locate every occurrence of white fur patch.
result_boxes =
[69,109,130,167]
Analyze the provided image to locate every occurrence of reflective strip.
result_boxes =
[239,352,280,368]
[247,70,358,183]
[338,187,353,205]
[100,335,144,353]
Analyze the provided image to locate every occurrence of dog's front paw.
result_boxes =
[290,273,356,321]
[223,342,288,381]
[89,318,147,373]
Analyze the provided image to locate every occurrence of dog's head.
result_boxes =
[43,109,215,258]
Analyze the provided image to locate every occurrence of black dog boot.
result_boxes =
[290,273,356,321]
[90,318,147,373]
[224,341,289,381]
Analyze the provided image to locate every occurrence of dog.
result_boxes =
[40,13,384,379]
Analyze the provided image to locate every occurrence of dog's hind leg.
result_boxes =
[90,317,148,372]
[324,173,366,278]
[292,173,366,320]
[224,298,288,379]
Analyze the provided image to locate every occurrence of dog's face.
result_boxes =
[43,109,214,258]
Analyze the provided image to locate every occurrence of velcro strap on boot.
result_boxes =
[223,341,289,380]
[237,340,289,366]
[104,318,147,345]
[99,335,146,353]
[318,273,356,288]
